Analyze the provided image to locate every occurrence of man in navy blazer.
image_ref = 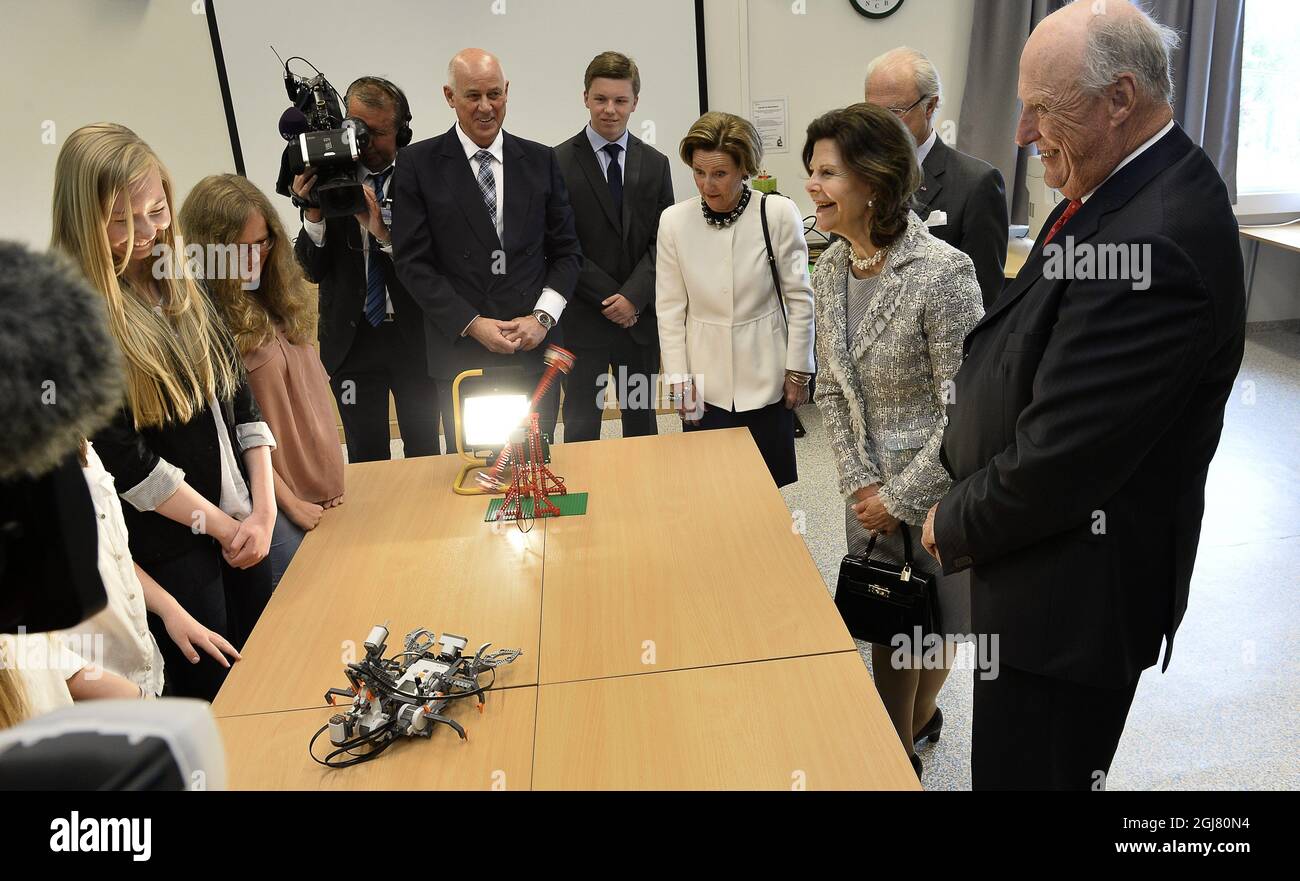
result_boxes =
[391,48,581,449]
[922,2,1245,789]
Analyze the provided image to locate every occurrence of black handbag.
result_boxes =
[834,522,938,646]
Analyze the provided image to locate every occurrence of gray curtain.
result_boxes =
[957,0,1245,225]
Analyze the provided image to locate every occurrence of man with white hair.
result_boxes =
[391,48,581,448]
[922,0,1246,789]
[866,47,1009,307]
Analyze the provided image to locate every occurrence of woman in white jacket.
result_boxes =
[656,112,815,487]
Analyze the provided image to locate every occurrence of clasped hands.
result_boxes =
[467,315,547,354]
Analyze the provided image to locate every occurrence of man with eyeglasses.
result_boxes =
[866,47,1009,308]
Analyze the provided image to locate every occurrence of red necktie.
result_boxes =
[1042,199,1083,245]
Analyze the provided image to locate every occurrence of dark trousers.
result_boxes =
[972,662,1140,790]
[561,335,660,443]
[436,367,560,454]
[683,398,798,487]
[144,542,273,702]
[330,319,441,463]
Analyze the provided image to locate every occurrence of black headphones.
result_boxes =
[347,76,413,148]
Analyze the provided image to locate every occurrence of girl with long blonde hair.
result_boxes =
[51,123,275,701]
[181,174,344,587]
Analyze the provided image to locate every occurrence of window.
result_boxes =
[1237,0,1300,197]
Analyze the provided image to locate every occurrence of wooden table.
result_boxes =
[533,653,918,790]
[214,429,916,790]
[216,686,537,790]
[211,454,545,718]
[538,431,855,684]
[1241,224,1300,313]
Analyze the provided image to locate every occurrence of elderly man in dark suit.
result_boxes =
[554,52,675,443]
[867,47,1009,308]
[922,0,1246,789]
[391,49,581,449]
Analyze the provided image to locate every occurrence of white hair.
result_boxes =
[1078,5,1181,106]
[864,46,942,109]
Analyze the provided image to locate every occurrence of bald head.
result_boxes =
[446,48,505,92]
[444,48,509,147]
[1016,0,1177,200]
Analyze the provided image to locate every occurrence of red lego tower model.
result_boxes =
[477,345,575,493]
[495,413,567,526]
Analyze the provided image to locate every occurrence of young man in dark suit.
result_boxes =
[292,77,441,462]
[867,47,1009,308]
[921,1,1246,790]
[391,49,581,451]
[553,52,675,443]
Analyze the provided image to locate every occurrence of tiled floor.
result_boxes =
[370,329,1300,790]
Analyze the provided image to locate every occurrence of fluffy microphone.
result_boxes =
[0,241,123,480]
[278,106,309,141]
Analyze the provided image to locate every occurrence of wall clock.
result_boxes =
[849,0,905,19]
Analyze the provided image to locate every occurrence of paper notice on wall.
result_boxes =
[752,98,788,154]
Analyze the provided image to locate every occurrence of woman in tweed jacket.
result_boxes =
[804,104,983,778]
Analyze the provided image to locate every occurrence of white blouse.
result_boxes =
[0,632,82,718]
[54,444,165,697]
[656,191,816,412]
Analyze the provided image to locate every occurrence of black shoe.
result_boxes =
[793,413,806,438]
[909,752,922,779]
[913,707,943,748]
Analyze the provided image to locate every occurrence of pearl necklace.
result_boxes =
[701,187,752,229]
[850,246,887,273]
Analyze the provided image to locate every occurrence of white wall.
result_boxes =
[1,0,233,249]
[704,0,976,219]
[212,0,702,236]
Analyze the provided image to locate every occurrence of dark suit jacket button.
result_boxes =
[954,555,973,569]
[349,320,357,328]
[462,251,470,259]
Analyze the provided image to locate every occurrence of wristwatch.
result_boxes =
[532,310,555,330]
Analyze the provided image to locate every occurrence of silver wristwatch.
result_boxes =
[532,310,555,330]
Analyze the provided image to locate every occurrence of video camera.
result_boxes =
[273,54,370,219]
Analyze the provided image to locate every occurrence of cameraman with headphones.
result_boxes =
[292,77,441,461]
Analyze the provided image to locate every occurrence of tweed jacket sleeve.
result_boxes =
[875,248,983,524]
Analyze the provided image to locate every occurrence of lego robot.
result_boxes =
[310,624,521,768]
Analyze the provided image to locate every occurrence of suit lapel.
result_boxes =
[501,131,531,253]
[436,125,500,251]
[573,130,621,231]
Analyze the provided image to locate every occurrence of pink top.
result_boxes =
[244,328,345,504]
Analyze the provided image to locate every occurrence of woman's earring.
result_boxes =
[868,200,875,209]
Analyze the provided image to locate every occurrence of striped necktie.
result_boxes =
[364,167,393,327]
[475,149,499,236]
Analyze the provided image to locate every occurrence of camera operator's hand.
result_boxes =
[292,170,323,223]
[466,316,522,355]
[354,183,390,244]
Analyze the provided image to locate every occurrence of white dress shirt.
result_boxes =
[585,123,629,179]
[916,128,939,166]
[55,443,165,698]
[656,191,817,411]
[453,123,567,327]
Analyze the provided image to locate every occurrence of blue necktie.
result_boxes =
[364,167,393,327]
[603,143,624,215]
